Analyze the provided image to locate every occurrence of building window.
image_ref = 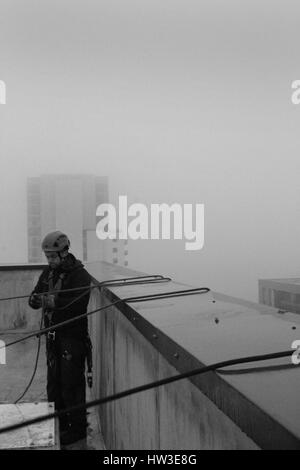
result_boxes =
[31,248,38,258]
[31,236,41,246]
[28,227,41,236]
[28,216,41,226]
[29,206,40,216]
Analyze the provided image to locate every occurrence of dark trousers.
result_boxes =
[46,335,87,434]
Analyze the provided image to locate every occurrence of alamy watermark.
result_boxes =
[291,340,300,365]
[291,80,300,104]
[96,196,204,251]
[0,80,6,104]
[0,340,6,365]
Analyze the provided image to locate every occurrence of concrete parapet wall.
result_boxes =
[87,262,300,450]
[89,286,258,449]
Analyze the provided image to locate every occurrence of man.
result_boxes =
[28,230,92,446]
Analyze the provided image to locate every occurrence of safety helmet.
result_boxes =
[41,231,70,253]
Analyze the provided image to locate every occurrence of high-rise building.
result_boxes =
[259,278,300,314]
[102,228,129,267]
[27,174,109,263]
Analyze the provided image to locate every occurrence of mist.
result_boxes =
[0,0,299,302]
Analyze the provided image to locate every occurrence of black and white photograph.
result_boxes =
[0,0,299,453]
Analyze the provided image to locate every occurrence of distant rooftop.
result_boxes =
[260,278,300,286]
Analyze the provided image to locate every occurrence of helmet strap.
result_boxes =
[58,249,69,260]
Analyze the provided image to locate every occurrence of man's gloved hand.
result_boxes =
[28,293,42,309]
[44,294,56,310]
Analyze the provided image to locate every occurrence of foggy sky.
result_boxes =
[0,0,300,301]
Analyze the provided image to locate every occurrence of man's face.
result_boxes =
[45,251,61,269]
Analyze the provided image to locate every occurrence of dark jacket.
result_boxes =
[29,253,91,339]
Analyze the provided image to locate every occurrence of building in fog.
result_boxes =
[103,228,129,267]
[259,278,300,314]
[27,174,109,263]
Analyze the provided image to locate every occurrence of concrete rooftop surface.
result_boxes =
[0,333,105,450]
